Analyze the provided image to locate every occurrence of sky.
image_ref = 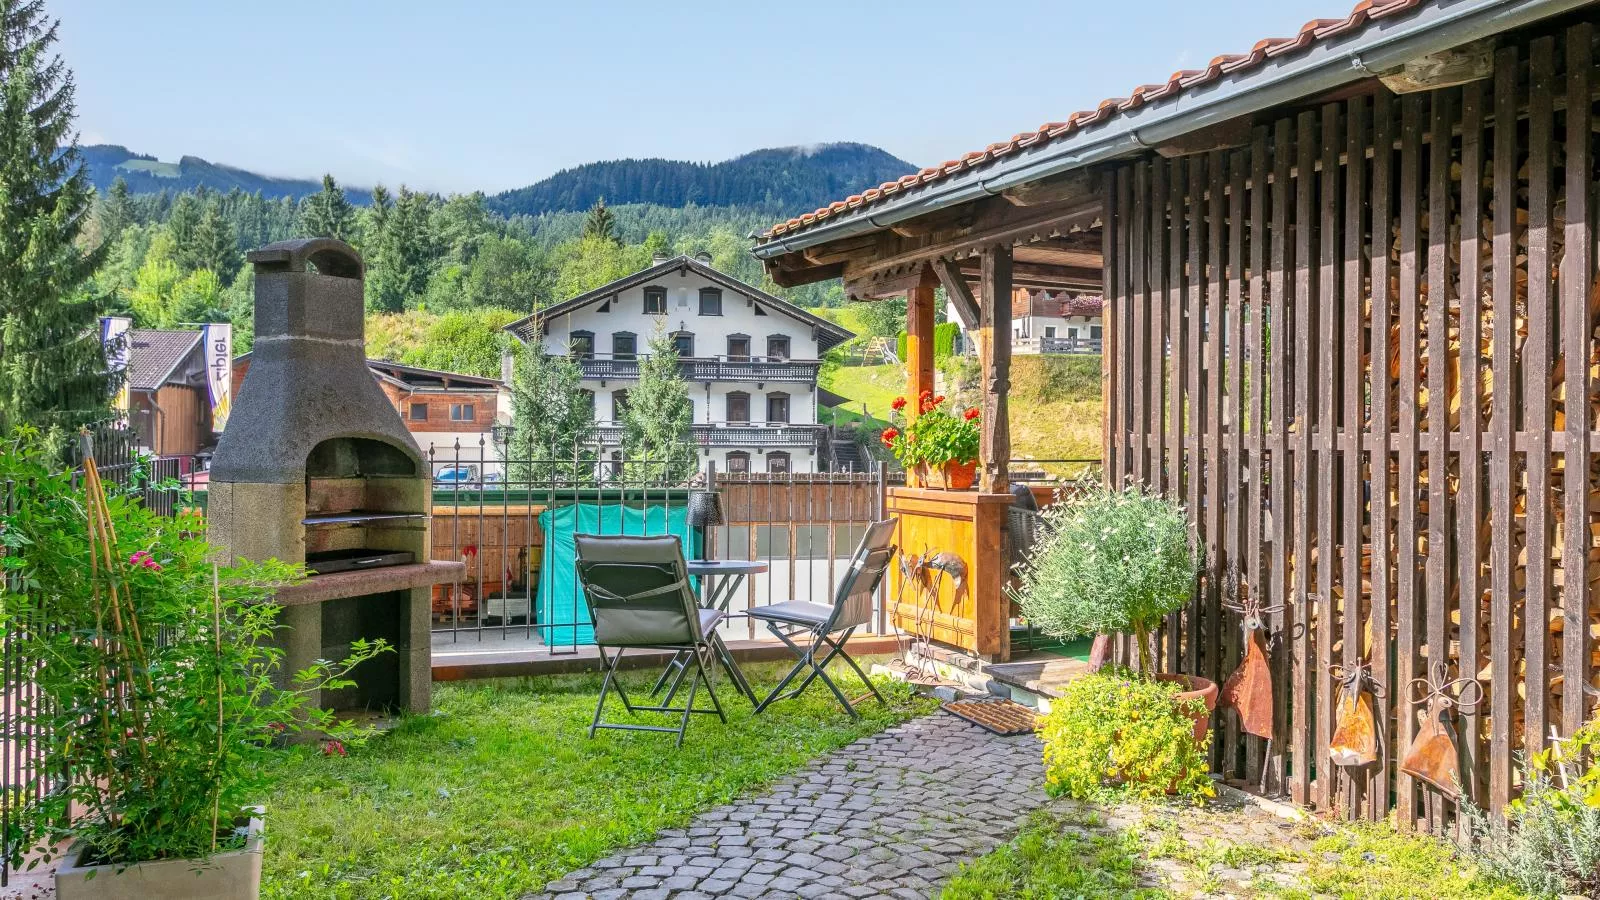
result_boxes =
[55,0,1341,196]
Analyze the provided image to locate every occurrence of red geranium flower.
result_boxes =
[963,407,980,421]
[880,427,899,448]
[934,394,945,405]
[891,396,907,411]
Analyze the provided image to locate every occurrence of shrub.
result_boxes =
[1040,669,1214,802]
[1463,715,1600,898]
[1012,484,1197,673]
[0,428,386,870]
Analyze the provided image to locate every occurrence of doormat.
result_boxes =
[941,698,1039,736]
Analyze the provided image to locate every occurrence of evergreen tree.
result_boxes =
[581,196,617,244]
[365,185,437,313]
[187,202,239,281]
[300,174,357,243]
[163,191,201,261]
[98,175,134,242]
[0,0,110,442]
[621,325,695,483]
[508,340,595,485]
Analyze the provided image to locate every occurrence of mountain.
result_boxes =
[486,143,915,217]
[78,144,340,200]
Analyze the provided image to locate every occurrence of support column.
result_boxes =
[979,245,1012,493]
[905,264,937,413]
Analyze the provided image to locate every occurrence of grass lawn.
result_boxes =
[260,660,931,900]
[819,362,905,422]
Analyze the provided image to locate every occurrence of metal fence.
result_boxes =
[426,440,891,654]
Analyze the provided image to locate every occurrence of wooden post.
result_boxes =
[979,245,1012,493]
[905,264,937,415]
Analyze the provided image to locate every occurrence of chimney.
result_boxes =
[694,251,713,266]
[501,348,516,385]
[652,251,671,266]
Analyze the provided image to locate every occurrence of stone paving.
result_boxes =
[523,713,1048,900]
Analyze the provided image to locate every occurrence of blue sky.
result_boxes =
[55,0,1339,195]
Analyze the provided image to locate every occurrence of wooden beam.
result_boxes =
[1379,38,1493,94]
[905,264,938,418]
[1153,117,1255,158]
[1001,170,1094,207]
[978,245,1012,493]
[844,264,927,301]
[838,194,1103,281]
[933,258,980,328]
[1012,245,1103,268]
[956,259,1103,287]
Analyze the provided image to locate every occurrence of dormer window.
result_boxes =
[644,287,667,315]
[699,288,723,316]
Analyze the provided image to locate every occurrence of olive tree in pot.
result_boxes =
[1012,483,1216,801]
[0,430,386,900]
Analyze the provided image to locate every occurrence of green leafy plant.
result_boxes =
[1462,715,1600,898]
[880,390,980,469]
[0,427,388,871]
[1012,484,1197,673]
[1040,669,1214,802]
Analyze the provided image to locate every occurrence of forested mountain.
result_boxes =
[487,143,914,217]
[80,145,349,201]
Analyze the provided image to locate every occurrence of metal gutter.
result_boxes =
[754,0,1582,260]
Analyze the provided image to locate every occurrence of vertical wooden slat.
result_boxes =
[1132,161,1150,487]
[1117,166,1136,664]
[1169,157,1189,673]
[1342,94,1368,819]
[1245,130,1269,786]
[1368,88,1396,818]
[980,247,1013,495]
[1523,36,1554,764]
[1395,92,1425,829]
[1560,21,1592,742]
[1314,102,1342,812]
[1425,87,1457,832]
[1222,149,1247,778]
[1103,169,1120,484]
[1267,117,1293,797]
[1456,77,1486,807]
[1206,151,1227,725]
[1187,154,1206,678]
[1151,159,1170,498]
[1290,110,1316,808]
[1488,44,1519,816]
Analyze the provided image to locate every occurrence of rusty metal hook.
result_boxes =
[1406,660,1482,714]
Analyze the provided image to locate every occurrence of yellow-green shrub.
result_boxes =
[1040,670,1214,803]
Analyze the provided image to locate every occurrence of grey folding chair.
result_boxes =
[575,534,727,746]
[747,518,898,718]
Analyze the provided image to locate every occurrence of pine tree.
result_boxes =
[365,185,437,313]
[186,202,239,281]
[300,174,357,243]
[0,0,110,443]
[622,325,695,483]
[582,196,617,244]
[98,175,134,241]
[508,341,595,485]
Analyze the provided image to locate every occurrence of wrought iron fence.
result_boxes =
[426,439,890,654]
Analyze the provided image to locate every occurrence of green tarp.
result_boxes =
[536,502,700,647]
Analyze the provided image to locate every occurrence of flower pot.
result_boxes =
[1156,673,1219,743]
[55,811,263,900]
[923,460,977,490]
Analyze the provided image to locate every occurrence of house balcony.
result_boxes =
[593,423,826,449]
[575,354,822,384]
[1013,336,1102,355]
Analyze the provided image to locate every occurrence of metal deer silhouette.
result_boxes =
[1219,590,1282,740]
[1398,661,1482,798]
[1328,660,1384,768]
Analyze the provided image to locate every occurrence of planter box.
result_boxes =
[55,812,263,900]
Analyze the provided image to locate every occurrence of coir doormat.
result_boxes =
[940,698,1039,736]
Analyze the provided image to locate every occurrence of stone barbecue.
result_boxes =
[207,238,461,716]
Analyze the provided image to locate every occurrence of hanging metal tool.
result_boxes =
[1219,592,1282,740]
[1328,660,1384,767]
[1398,661,1482,798]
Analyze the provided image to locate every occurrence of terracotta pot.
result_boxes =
[921,460,977,490]
[1156,673,1219,743]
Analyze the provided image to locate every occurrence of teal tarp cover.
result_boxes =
[537,502,700,647]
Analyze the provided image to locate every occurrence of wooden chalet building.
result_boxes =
[755,0,1600,832]
[124,328,215,457]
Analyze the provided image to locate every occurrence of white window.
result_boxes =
[449,403,475,422]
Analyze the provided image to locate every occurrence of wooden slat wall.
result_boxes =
[1102,21,1600,831]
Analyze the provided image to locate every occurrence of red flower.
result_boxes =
[891,396,907,411]
[880,427,899,448]
[963,408,980,421]
[919,389,933,400]
[321,739,347,757]
[933,394,945,405]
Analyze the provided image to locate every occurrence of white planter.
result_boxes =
[54,811,263,900]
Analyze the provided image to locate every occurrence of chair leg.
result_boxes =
[651,651,687,696]
[753,623,819,715]
[697,647,728,724]
[590,647,620,738]
[831,637,886,705]
[678,666,702,748]
[661,652,693,706]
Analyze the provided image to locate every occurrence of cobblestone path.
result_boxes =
[525,713,1048,900]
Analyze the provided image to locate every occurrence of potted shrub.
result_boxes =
[881,390,981,489]
[0,430,385,899]
[1012,483,1216,800]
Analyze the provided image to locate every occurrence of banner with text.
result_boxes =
[204,323,232,432]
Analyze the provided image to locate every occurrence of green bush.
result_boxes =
[896,329,907,362]
[933,321,960,359]
[1463,715,1600,897]
[1012,484,1197,673]
[1040,669,1214,802]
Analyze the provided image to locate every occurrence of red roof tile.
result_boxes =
[763,0,1421,241]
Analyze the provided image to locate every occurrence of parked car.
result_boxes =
[434,465,479,490]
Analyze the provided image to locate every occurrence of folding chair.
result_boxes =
[747,518,898,718]
[574,534,728,746]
